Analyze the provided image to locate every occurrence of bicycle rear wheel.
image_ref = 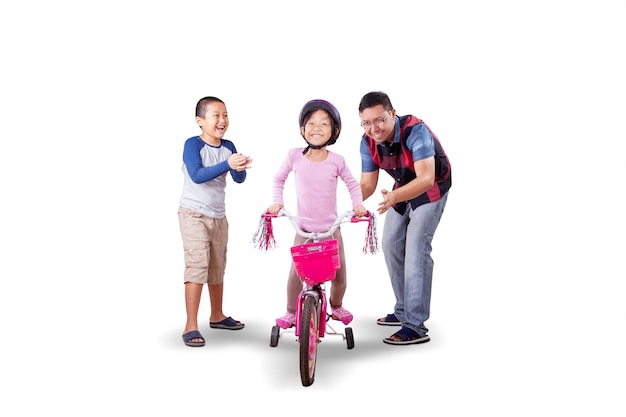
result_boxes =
[299,294,319,386]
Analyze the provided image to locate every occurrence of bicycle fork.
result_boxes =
[295,284,328,338]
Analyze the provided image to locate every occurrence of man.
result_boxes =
[358,91,451,345]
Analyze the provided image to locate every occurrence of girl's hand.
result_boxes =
[268,203,283,214]
[353,205,367,218]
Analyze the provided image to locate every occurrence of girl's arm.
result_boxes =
[338,157,364,208]
[270,150,294,211]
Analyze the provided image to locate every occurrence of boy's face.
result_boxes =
[300,109,333,145]
[359,104,395,143]
[197,101,229,140]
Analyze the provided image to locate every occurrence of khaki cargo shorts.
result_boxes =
[178,207,228,285]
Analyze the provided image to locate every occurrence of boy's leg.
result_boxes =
[206,217,243,328]
[184,282,204,343]
[208,283,244,328]
[206,217,228,323]
[207,282,225,323]
[179,207,210,343]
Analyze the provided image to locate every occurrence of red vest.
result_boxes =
[365,115,451,214]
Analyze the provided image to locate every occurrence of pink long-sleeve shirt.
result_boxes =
[273,148,364,233]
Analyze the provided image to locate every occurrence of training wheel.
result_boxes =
[270,325,280,347]
[345,327,354,349]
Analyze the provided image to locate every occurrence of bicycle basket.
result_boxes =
[290,239,340,285]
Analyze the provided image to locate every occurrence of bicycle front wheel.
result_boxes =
[299,294,319,387]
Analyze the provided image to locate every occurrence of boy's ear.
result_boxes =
[196,116,203,128]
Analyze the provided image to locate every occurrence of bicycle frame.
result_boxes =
[296,281,327,337]
[255,208,377,386]
[259,209,372,337]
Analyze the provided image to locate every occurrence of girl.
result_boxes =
[267,99,366,329]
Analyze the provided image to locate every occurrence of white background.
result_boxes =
[1,1,624,416]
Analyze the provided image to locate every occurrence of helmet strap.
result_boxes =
[302,140,329,155]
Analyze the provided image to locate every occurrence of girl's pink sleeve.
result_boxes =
[338,156,364,207]
[272,151,293,205]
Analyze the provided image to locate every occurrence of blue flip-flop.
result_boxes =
[383,327,430,345]
[376,313,401,326]
[182,330,205,347]
[210,316,245,330]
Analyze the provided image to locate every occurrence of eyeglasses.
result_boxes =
[360,113,389,129]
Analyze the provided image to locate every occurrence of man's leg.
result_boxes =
[381,208,409,321]
[403,194,448,336]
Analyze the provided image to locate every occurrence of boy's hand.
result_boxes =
[229,153,252,171]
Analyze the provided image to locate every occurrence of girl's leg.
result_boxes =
[329,229,347,308]
[276,235,306,329]
[286,234,307,312]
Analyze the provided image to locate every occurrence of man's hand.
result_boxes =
[377,189,396,214]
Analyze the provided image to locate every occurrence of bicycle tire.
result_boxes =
[299,294,319,386]
[270,325,280,347]
[345,326,355,349]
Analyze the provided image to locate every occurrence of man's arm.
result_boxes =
[360,170,379,201]
[377,156,435,214]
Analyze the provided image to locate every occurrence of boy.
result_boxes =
[179,96,252,347]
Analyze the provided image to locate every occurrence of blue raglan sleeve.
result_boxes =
[183,137,231,184]
[222,140,246,184]
[360,137,378,172]
[406,123,435,162]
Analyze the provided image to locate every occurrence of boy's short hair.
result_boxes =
[196,96,225,118]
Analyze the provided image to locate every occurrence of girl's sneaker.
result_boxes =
[331,306,353,325]
[276,311,296,329]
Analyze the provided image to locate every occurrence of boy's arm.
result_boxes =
[222,140,249,184]
[230,168,246,184]
[183,139,230,183]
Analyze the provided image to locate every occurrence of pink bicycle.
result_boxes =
[253,208,378,386]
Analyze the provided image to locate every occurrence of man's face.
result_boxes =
[360,104,395,143]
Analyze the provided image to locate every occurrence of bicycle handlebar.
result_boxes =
[261,208,373,241]
[254,207,378,254]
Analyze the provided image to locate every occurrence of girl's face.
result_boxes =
[301,109,333,146]
[197,101,229,141]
